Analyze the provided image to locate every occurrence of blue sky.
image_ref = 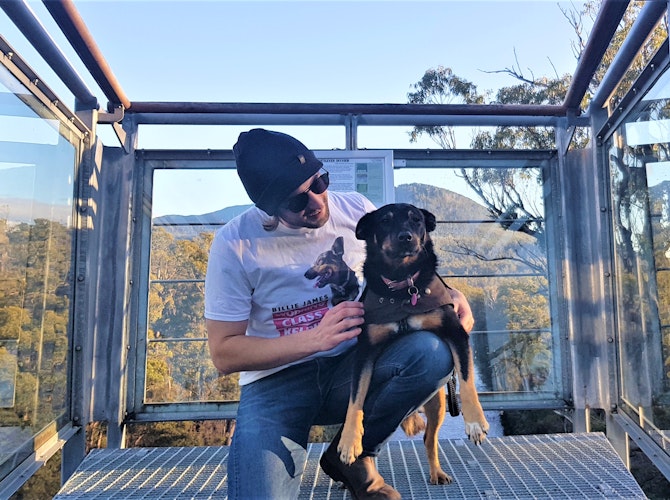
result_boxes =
[1,0,588,214]
[2,1,587,147]
[72,0,585,104]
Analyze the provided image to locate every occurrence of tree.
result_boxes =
[407,2,670,404]
[406,2,665,246]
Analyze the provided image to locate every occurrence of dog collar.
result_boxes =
[363,275,454,324]
[381,271,421,305]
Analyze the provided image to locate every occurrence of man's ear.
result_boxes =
[421,209,437,232]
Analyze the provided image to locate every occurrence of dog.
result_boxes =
[337,203,489,485]
[305,236,360,306]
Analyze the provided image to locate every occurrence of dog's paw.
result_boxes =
[337,436,363,465]
[464,419,490,445]
[429,468,453,485]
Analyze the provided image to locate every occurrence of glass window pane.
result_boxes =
[146,339,239,403]
[145,157,559,407]
[0,65,76,474]
[607,63,670,448]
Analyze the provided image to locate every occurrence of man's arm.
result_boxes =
[207,300,365,375]
[450,287,474,333]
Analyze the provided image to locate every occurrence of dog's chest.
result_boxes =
[363,276,453,325]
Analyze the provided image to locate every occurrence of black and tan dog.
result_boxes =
[337,203,489,485]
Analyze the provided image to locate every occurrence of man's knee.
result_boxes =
[379,331,454,380]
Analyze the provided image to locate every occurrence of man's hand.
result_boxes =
[311,300,364,351]
[206,300,364,375]
[450,288,474,333]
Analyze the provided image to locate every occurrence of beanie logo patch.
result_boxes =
[298,154,306,165]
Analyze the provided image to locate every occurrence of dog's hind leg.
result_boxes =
[423,388,452,485]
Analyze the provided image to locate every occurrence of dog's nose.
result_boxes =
[398,231,413,242]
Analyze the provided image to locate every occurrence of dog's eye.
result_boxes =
[380,214,393,225]
[409,213,422,224]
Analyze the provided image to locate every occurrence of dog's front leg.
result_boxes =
[338,357,374,465]
[455,348,489,444]
[442,310,489,444]
[450,337,489,444]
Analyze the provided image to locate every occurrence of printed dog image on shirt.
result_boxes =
[304,236,360,306]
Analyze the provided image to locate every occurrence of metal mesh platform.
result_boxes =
[55,432,645,499]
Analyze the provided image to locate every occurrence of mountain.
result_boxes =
[149,184,509,266]
[151,184,492,237]
[395,183,491,220]
[153,204,252,227]
[0,165,73,224]
[152,204,252,239]
[649,179,670,204]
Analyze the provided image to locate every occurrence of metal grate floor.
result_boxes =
[55,432,646,499]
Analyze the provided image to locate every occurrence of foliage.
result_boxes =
[146,227,239,404]
[405,1,669,402]
[405,1,667,259]
[407,2,666,153]
[0,219,71,432]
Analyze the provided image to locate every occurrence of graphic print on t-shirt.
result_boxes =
[303,236,361,306]
[272,296,329,336]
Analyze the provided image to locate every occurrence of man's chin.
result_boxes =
[304,211,329,228]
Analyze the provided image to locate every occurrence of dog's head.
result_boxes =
[304,236,350,288]
[355,203,436,269]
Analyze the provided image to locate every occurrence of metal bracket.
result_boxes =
[98,103,124,124]
[98,104,131,154]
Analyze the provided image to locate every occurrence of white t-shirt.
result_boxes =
[205,191,376,385]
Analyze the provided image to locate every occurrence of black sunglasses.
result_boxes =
[282,171,330,213]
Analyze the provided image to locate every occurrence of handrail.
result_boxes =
[589,0,668,110]
[127,102,584,127]
[0,0,633,121]
[0,0,97,108]
[41,0,130,110]
[562,0,631,111]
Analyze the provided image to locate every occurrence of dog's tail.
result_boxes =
[400,411,426,436]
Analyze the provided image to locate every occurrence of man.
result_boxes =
[205,129,472,499]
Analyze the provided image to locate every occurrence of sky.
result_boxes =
[1,0,589,215]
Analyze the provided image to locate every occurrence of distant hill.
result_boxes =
[650,179,670,204]
[152,204,252,239]
[0,164,73,224]
[149,184,500,247]
[151,184,492,237]
[0,197,72,225]
[395,183,491,220]
[154,204,252,227]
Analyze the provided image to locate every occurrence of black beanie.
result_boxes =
[234,129,323,216]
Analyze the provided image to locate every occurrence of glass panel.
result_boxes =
[146,339,239,403]
[0,66,76,475]
[445,261,557,401]
[145,159,559,406]
[608,64,670,452]
[396,163,557,402]
[148,169,241,404]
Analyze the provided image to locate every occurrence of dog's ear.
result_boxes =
[421,209,437,232]
[332,236,344,256]
[355,212,375,240]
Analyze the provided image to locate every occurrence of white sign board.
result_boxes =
[314,150,394,207]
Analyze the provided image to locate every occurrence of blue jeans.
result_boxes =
[226,331,454,499]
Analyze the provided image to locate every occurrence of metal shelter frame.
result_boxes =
[1,0,670,496]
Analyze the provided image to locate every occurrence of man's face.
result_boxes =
[277,171,330,229]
